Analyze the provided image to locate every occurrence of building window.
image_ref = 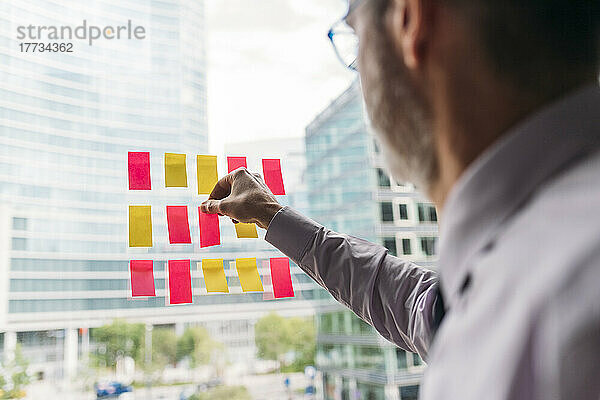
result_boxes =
[12,217,28,230]
[428,206,438,222]
[417,203,437,223]
[413,352,423,366]
[402,238,412,255]
[400,385,420,400]
[380,202,394,222]
[396,348,408,370]
[398,204,408,220]
[420,237,436,256]
[383,237,397,256]
[11,238,27,251]
[377,168,391,188]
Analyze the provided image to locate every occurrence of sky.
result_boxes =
[205,0,356,154]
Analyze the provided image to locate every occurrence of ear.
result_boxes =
[388,0,431,70]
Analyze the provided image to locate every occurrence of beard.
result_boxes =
[358,16,438,194]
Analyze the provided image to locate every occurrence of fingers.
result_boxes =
[208,173,234,200]
[200,199,222,215]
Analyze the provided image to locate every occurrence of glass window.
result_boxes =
[413,352,423,366]
[380,202,394,222]
[383,237,397,256]
[420,237,437,256]
[400,385,420,400]
[417,203,437,222]
[12,217,28,230]
[354,345,385,371]
[402,238,412,255]
[377,168,390,188]
[12,238,27,250]
[398,204,408,220]
[396,348,408,370]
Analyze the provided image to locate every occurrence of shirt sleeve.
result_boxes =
[265,206,441,359]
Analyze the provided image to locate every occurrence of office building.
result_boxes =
[0,0,325,381]
[305,81,438,400]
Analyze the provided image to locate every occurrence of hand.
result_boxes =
[200,168,283,230]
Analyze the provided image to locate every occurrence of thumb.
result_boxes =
[200,199,223,215]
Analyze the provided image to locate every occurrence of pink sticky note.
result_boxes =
[166,206,192,244]
[270,257,294,298]
[262,159,285,195]
[168,259,192,304]
[262,264,275,300]
[128,152,151,190]
[130,260,156,297]
[198,209,220,248]
[227,157,247,173]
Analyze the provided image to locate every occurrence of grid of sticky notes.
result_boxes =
[127,152,293,305]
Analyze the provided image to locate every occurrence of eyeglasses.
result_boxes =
[327,1,363,71]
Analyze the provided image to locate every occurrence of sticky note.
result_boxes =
[262,159,285,195]
[166,206,192,244]
[165,153,188,187]
[197,155,218,194]
[262,262,275,300]
[235,223,258,238]
[168,260,192,304]
[130,260,156,297]
[128,152,151,190]
[270,257,295,298]
[199,259,229,293]
[235,258,263,292]
[129,205,152,247]
[227,156,247,173]
[198,210,220,247]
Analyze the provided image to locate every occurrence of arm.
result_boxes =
[266,206,441,359]
[200,168,442,358]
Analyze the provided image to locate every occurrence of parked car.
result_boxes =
[95,381,133,398]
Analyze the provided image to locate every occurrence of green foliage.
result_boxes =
[176,327,220,368]
[188,385,251,400]
[254,313,315,372]
[91,321,220,373]
[91,320,145,368]
[0,345,31,399]
[152,328,178,368]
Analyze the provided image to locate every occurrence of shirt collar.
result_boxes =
[438,84,600,303]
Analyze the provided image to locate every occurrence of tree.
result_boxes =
[287,317,316,371]
[0,345,31,399]
[254,313,316,371]
[254,313,291,361]
[176,326,219,368]
[152,328,178,368]
[91,320,145,368]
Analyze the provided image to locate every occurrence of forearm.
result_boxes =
[265,206,440,358]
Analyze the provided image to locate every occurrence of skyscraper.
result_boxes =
[0,0,325,381]
[305,81,438,400]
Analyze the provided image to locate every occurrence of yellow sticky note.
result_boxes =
[129,205,152,247]
[236,258,263,292]
[235,223,258,238]
[199,260,229,293]
[197,155,218,194]
[165,153,188,187]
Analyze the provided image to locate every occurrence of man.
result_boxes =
[202,0,599,398]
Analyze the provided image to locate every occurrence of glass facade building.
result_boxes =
[0,0,324,381]
[305,82,438,400]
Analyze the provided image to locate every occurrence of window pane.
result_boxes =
[402,238,412,255]
[380,202,394,222]
[377,168,390,188]
[398,204,408,220]
[383,237,397,256]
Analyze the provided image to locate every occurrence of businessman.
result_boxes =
[202,0,600,398]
